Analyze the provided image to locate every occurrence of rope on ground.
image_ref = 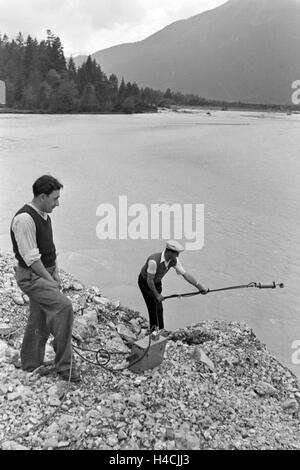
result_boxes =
[71,326,156,374]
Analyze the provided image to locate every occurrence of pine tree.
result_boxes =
[80,83,99,112]
[67,57,77,81]
[44,30,66,73]
[117,77,126,104]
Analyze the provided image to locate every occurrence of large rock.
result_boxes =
[11,293,24,305]
[0,339,18,363]
[175,427,200,450]
[82,309,98,326]
[73,317,97,342]
[93,296,110,306]
[254,381,278,398]
[43,436,59,449]
[7,385,32,401]
[71,281,84,291]
[0,324,14,336]
[46,422,60,436]
[116,324,136,342]
[281,399,299,413]
[48,383,67,399]
[192,347,215,372]
[106,335,129,354]
[2,440,30,450]
[45,342,55,362]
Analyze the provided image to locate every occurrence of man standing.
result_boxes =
[138,240,207,331]
[10,175,80,382]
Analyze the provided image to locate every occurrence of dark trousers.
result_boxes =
[15,265,75,373]
[138,274,164,330]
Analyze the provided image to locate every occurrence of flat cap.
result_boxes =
[166,240,184,253]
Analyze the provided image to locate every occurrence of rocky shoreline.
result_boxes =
[0,250,299,450]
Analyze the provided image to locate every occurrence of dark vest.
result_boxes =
[10,204,56,268]
[140,252,176,283]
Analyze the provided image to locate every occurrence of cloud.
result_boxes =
[0,0,227,56]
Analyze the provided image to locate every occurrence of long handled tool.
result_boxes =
[164,281,284,300]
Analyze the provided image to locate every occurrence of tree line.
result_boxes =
[0,30,210,114]
[0,30,298,114]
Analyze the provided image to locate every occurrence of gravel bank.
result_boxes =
[0,250,299,450]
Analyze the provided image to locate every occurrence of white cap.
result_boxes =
[166,240,184,253]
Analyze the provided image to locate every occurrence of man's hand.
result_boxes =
[30,260,59,287]
[197,284,209,295]
[147,275,165,303]
[52,269,61,289]
[183,273,208,295]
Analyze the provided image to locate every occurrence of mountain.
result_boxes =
[74,0,300,105]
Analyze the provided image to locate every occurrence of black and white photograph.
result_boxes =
[0,0,300,454]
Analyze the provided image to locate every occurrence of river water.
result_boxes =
[0,110,299,379]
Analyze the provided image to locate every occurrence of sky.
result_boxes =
[0,0,227,57]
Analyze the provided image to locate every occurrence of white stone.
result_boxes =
[110,393,123,402]
[117,324,136,341]
[107,434,119,447]
[11,293,24,305]
[94,296,110,306]
[43,436,59,449]
[106,336,129,353]
[57,441,70,448]
[72,281,84,291]
[48,385,59,397]
[193,347,215,372]
[0,384,8,395]
[254,381,278,397]
[82,309,98,326]
[0,340,16,362]
[128,393,143,405]
[2,441,30,450]
[282,399,299,412]
[46,423,60,435]
[49,397,61,407]
[118,429,127,441]
[7,391,22,401]
[91,286,101,295]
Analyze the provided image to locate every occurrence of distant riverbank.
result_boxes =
[0,104,158,115]
[169,104,300,115]
[1,102,299,115]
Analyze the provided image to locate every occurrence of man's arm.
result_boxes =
[174,260,207,294]
[147,274,165,302]
[30,259,58,286]
[146,259,164,302]
[52,260,61,287]
[182,272,208,294]
[12,213,57,286]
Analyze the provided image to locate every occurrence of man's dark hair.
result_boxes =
[32,175,63,197]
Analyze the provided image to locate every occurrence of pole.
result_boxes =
[164,281,284,300]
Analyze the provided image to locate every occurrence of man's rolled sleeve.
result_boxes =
[147,260,157,276]
[11,213,41,267]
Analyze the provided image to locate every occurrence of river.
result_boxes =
[0,110,299,379]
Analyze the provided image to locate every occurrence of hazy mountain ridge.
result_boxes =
[74,0,300,104]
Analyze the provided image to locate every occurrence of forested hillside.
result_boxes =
[0,30,208,113]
